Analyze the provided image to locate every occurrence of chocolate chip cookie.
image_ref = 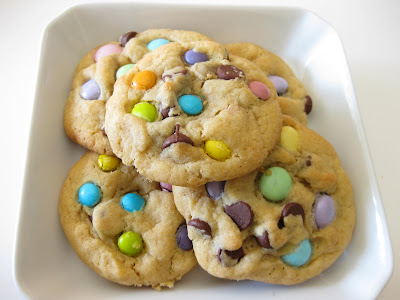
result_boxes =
[173,115,355,284]
[64,29,212,154]
[59,151,197,289]
[224,42,313,125]
[105,41,282,187]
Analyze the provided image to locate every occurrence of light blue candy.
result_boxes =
[147,38,170,51]
[281,239,312,267]
[121,193,145,212]
[78,183,101,207]
[178,95,203,115]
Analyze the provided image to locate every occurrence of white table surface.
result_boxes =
[1,0,398,298]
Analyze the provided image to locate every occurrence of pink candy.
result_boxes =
[94,44,123,62]
[248,81,271,100]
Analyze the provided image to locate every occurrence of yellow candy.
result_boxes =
[132,70,157,90]
[279,126,299,151]
[97,154,120,172]
[205,140,231,161]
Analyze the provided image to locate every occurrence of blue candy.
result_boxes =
[78,183,101,207]
[281,239,312,267]
[121,193,145,212]
[178,95,203,115]
[184,49,208,65]
[147,38,170,51]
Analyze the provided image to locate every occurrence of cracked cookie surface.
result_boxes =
[105,41,282,187]
[64,29,212,155]
[59,151,197,289]
[173,115,355,284]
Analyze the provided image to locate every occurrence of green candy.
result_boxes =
[131,102,157,122]
[117,231,143,256]
[259,167,292,202]
[116,64,134,79]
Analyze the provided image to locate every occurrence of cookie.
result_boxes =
[59,151,197,289]
[224,42,313,125]
[105,41,282,187]
[173,115,355,284]
[64,29,213,155]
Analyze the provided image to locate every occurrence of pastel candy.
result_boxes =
[132,70,157,90]
[120,193,145,212]
[80,79,101,100]
[176,225,193,250]
[204,140,231,161]
[178,95,203,115]
[131,102,157,122]
[117,231,143,256]
[184,49,208,65]
[279,126,299,151]
[78,183,101,207]
[248,81,271,100]
[268,75,288,95]
[116,64,134,79]
[97,154,120,172]
[147,38,170,51]
[160,182,173,192]
[315,194,336,229]
[259,167,292,202]
[205,181,226,200]
[281,239,312,267]
[94,44,122,62]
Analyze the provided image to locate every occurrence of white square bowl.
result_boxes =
[13,2,393,300]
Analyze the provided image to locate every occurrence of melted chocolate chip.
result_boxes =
[162,69,188,81]
[304,95,313,114]
[120,31,137,47]
[216,65,244,80]
[187,218,212,236]
[224,201,254,230]
[162,124,194,149]
[280,202,305,225]
[217,247,245,266]
[176,224,193,250]
[161,107,171,119]
[205,181,226,200]
[256,230,272,249]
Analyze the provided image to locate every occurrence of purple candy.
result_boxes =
[80,79,101,100]
[184,49,208,65]
[315,194,335,229]
[160,182,173,192]
[268,75,288,95]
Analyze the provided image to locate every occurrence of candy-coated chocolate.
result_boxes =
[259,167,292,202]
[268,75,288,95]
[78,183,101,207]
[120,193,145,212]
[131,102,157,122]
[315,194,335,229]
[205,181,225,200]
[117,231,143,256]
[305,95,313,114]
[178,95,203,115]
[80,79,101,100]
[97,154,120,172]
[116,64,134,79]
[160,182,173,192]
[132,70,157,90]
[279,126,299,151]
[184,49,208,65]
[248,81,271,100]
[120,31,137,47]
[147,38,170,51]
[176,225,193,250]
[204,140,231,161]
[281,239,312,267]
[94,44,122,62]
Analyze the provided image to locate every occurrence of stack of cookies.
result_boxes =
[59,29,355,290]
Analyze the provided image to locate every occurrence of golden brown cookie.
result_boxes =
[59,151,197,289]
[173,115,355,284]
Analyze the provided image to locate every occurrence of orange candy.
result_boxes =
[132,70,157,90]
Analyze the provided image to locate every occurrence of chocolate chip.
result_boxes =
[120,31,137,47]
[88,215,93,223]
[256,230,272,249]
[304,95,313,114]
[306,156,312,166]
[187,218,212,236]
[216,65,244,80]
[162,124,194,149]
[101,127,107,137]
[162,69,188,81]
[217,247,245,266]
[205,181,226,200]
[161,107,171,119]
[176,224,193,250]
[281,202,305,223]
[224,201,254,230]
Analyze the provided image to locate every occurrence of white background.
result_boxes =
[1,0,399,299]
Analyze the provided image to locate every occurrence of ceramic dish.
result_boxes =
[13,2,393,299]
